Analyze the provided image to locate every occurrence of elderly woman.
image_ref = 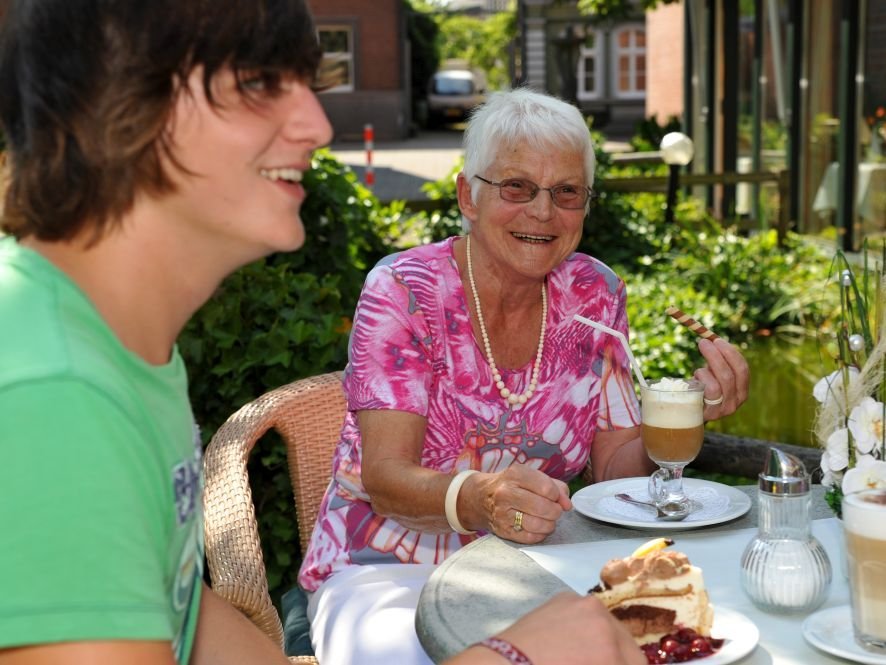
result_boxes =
[299,88,749,664]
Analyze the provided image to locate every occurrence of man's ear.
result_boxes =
[456,172,478,224]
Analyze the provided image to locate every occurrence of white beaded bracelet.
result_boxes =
[445,469,478,535]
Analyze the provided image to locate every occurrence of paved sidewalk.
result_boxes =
[329,129,464,203]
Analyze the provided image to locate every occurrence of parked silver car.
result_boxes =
[426,67,487,127]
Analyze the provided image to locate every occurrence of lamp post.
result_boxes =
[660,132,695,225]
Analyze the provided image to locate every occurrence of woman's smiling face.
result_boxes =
[457,140,587,285]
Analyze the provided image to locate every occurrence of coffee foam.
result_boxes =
[844,491,886,539]
[641,383,704,428]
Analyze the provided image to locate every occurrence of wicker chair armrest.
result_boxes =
[203,384,303,648]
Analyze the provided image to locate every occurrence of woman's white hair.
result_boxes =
[460,87,596,231]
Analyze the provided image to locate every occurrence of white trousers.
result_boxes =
[307,563,438,665]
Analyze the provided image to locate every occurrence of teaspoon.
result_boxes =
[614,493,692,521]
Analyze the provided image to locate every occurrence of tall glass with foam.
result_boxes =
[842,487,886,654]
[640,378,705,509]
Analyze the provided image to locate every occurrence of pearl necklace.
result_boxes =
[465,234,547,408]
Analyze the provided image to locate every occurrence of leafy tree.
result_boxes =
[437,12,515,90]
[425,5,517,91]
[577,0,678,18]
[405,0,440,124]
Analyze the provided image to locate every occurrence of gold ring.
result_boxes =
[513,510,524,532]
[704,395,725,406]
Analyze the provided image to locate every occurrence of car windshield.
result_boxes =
[433,75,474,95]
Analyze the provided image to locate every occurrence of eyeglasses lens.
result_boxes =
[497,178,588,209]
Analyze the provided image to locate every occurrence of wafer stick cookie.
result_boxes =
[665,306,720,341]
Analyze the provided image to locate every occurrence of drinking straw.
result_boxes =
[665,306,721,341]
[572,314,648,388]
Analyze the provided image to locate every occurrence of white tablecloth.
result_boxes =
[812,162,886,224]
[523,518,850,665]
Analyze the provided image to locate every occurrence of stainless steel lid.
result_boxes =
[758,447,810,495]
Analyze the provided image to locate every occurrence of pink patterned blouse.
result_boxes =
[298,237,640,591]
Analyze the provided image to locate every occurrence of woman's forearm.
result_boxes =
[362,456,455,532]
[606,435,656,479]
[359,409,459,531]
[592,428,656,483]
[358,410,570,539]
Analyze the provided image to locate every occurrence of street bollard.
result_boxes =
[363,123,374,187]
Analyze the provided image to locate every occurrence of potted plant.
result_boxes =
[814,243,886,518]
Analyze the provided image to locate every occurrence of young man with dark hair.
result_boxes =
[0,1,332,662]
[0,2,642,664]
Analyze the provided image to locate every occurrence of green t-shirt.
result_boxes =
[0,238,202,662]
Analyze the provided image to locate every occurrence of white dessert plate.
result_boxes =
[572,477,751,530]
[697,606,760,665]
[803,605,886,664]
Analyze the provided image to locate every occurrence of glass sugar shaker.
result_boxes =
[740,447,832,613]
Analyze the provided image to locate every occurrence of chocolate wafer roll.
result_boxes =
[665,306,720,341]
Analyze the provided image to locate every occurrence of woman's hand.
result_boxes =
[460,465,572,544]
[693,338,750,421]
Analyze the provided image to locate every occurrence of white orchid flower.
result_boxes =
[842,456,886,494]
[824,427,850,472]
[848,397,885,455]
[820,466,839,488]
[813,367,860,404]
[820,452,832,475]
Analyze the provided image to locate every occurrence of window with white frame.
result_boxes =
[317,25,354,93]
[577,28,603,101]
[612,25,646,99]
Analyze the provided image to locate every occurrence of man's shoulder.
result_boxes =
[0,244,72,385]
[0,242,126,394]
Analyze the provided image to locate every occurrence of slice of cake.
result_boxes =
[589,538,714,647]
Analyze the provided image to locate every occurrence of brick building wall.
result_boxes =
[307,0,410,140]
[645,1,684,125]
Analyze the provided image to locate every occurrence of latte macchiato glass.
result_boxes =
[640,378,705,510]
[843,487,886,654]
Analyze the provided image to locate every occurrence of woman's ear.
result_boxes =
[456,172,479,224]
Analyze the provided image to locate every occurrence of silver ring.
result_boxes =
[513,510,524,532]
[704,395,725,406]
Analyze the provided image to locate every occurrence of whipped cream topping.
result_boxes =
[600,551,691,588]
[650,377,692,391]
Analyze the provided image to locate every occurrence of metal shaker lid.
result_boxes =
[758,447,810,495]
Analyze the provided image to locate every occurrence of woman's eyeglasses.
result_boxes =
[473,175,595,210]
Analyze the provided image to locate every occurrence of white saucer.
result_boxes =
[572,477,751,530]
[803,605,886,664]
[704,606,760,665]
